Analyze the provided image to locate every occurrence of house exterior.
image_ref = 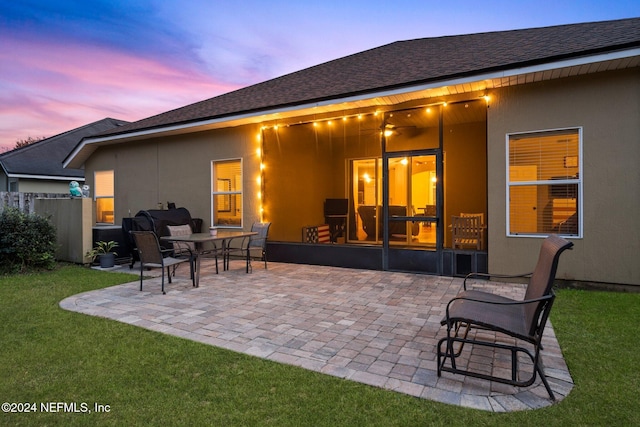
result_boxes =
[1,118,128,193]
[65,18,640,288]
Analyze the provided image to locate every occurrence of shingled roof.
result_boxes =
[97,17,640,138]
[1,118,128,179]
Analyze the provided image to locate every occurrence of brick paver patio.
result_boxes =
[60,260,573,411]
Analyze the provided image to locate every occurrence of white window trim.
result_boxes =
[211,158,243,228]
[505,127,583,239]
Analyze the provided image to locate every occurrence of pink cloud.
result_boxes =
[0,36,240,151]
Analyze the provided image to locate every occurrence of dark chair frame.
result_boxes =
[131,231,194,294]
[225,222,271,273]
[437,235,573,400]
[165,224,199,282]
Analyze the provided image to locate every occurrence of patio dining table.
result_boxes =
[161,230,257,287]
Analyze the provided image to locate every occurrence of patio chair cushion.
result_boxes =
[444,290,529,340]
[166,224,195,256]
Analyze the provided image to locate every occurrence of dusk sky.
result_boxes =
[1,1,638,152]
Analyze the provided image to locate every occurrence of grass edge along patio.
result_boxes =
[1,263,639,425]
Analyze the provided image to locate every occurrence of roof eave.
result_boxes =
[5,173,85,181]
[64,46,640,169]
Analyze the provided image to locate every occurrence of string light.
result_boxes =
[257,97,478,132]
[257,125,266,222]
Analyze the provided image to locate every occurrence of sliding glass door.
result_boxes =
[349,158,383,243]
[385,152,440,247]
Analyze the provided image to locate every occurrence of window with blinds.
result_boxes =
[507,128,581,237]
[212,159,243,227]
[94,170,114,224]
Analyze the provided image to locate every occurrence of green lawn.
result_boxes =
[1,265,638,426]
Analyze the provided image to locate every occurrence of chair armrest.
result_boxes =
[445,292,553,321]
[172,241,195,256]
[160,247,175,257]
[463,271,533,290]
[226,235,251,253]
[135,246,177,258]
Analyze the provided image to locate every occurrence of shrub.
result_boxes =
[0,207,57,273]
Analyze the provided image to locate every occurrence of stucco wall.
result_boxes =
[487,69,640,286]
[84,125,262,230]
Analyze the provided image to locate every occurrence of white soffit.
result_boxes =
[6,173,84,181]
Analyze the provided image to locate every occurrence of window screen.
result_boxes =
[507,128,581,237]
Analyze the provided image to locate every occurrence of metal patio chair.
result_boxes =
[225,222,271,273]
[166,224,198,280]
[131,231,194,294]
[166,224,223,275]
[437,234,573,400]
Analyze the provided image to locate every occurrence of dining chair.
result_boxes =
[166,224,223,275]
[131,231,193,294]
[225,222,271,273]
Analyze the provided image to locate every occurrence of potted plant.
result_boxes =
[86,240,119,268]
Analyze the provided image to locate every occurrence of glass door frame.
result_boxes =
[382,148,444,271]
[381,102,444,272]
